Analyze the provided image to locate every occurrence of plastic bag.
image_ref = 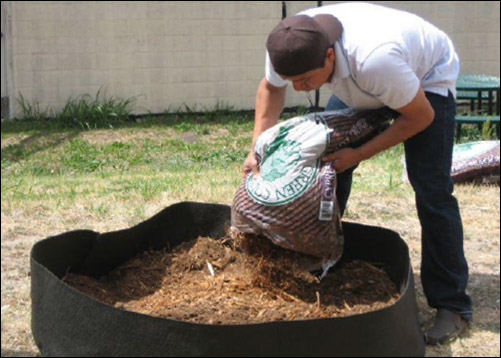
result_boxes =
[450,140,500,184]
[232,108,397,275]
[402,140,500,184]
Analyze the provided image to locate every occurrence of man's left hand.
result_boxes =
[322,147,363,173]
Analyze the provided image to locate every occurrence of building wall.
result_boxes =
[2,1,500,119]
[1,4,7,98]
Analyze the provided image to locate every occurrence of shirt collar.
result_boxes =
[331,41,351,81]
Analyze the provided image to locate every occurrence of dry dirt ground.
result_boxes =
[2,183,499,357]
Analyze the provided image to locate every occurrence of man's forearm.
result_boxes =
[251,78,286,148]
[358,87,435,160]
[358,114,431,161]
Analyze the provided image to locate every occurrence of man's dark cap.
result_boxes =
[266,14,343,77]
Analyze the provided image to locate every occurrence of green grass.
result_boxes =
[2,130,251,176]
[457,121,499,143]
[1,109,254,210]
[0,116,409,226]
[1,101,497,215]
[0,94,316,181]
[16,89,136,129]
[455,101,500,142]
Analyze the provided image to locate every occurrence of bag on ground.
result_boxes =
[401,140,500,185]
[450,140,500,184]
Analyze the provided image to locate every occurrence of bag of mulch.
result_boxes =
[231,107,397,276]
[450,141,500,184]
[402,140,500,185]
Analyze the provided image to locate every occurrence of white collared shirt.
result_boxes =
[265,3,459,110]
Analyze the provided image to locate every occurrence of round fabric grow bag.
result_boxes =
[31,201,425,357]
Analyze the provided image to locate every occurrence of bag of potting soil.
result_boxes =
[231,107,397,276]
[450,140,500,184]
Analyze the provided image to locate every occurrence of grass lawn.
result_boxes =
[1,113,499,357]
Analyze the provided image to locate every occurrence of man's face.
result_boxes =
[280,48,335,92]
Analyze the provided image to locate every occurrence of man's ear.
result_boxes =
[326,47,335,60]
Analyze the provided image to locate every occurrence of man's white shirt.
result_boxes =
[265,3,460,110]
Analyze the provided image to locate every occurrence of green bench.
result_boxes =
[456,74,499,115]
[456,91,489,112]
[455,74,500,141]
[455,115,500,141]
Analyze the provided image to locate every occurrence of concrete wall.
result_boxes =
[2,1,500,119]
[1,3,6,98]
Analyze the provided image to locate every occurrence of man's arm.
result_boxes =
[242,77,287,176]
[323,87,435,172]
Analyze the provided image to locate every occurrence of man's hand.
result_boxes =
[325,87,435,170]
[322,147,363,173]
[242,151,259,177]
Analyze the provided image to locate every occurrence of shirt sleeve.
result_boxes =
[357,44,420,109]
[265,51,288,88]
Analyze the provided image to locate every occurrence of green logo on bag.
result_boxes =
[453,141,499,162]
[246,116,329,205]
[260,125,302,182]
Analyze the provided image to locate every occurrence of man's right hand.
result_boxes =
[242,151,259,178]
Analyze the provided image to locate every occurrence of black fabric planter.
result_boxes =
[31,201,425,357]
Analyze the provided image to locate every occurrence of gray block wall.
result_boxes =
[1,1,499,119]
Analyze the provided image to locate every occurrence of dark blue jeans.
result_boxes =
[326,93,473,319]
